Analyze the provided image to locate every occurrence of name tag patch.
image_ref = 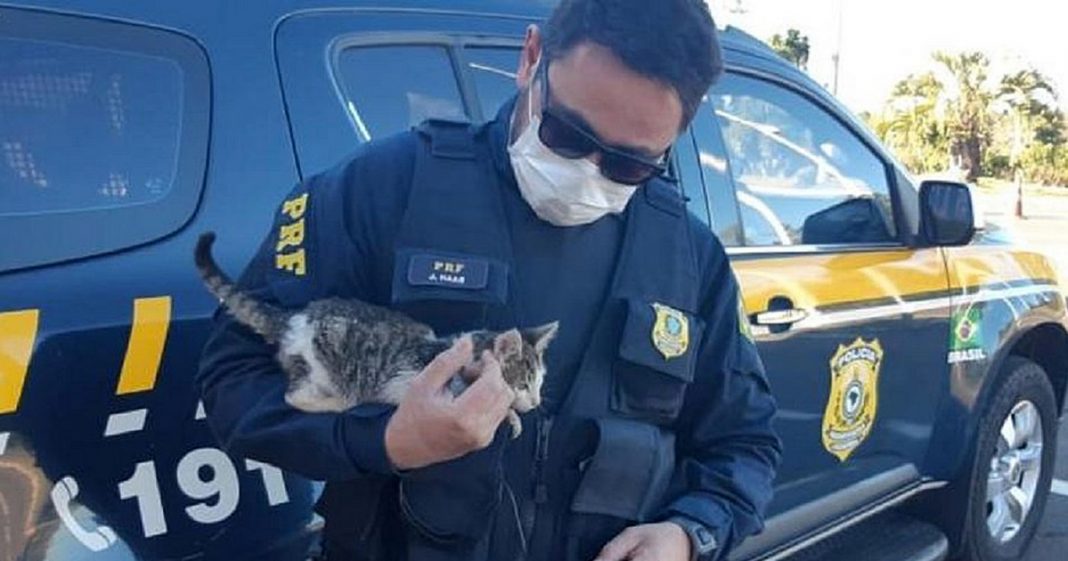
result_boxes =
[407,254,489,290]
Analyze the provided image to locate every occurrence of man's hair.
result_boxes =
[542,0,723,128]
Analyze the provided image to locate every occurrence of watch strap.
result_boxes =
[668,515,718,561]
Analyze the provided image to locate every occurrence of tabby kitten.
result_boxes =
[195,232,556,437]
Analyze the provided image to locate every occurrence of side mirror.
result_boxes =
[919,180,975,246]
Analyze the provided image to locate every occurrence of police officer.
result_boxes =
[197,1,781,560]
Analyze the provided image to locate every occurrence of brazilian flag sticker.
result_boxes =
[948,306,987,364]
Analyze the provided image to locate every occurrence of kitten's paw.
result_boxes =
[507,410,522,439]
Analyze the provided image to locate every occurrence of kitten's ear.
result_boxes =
[494,329,523,360]
[524,321,559,353]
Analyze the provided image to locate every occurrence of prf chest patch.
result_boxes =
[651,303,689,360]
[822,338,883,461]
[407,254,489,290]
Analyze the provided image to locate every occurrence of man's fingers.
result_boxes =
[437,353,512,449]
[593,528,641,561]
[415,336,473,393]
[456,352,514,418]
[627,550,657,561]
[459,360,482,382]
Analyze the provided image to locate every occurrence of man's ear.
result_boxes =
[494,329,523,360]
[516,24,542,90]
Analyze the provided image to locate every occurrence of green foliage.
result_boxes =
[982,152,1012,180]
[1020,143,1068,186]
[869,51,1068,187]
[769,29,810,70]
[933,52,995,181]
[1032,106,1065,146]
[866,72,951,174]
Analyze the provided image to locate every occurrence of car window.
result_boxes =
[0,7,209,273]
[335,45,466,140]
[710,73,896,247]
[0,38,182,215]
[463,47,520,119]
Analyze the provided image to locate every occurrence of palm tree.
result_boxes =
[878,72,949,173]
[996,69,1058,215]
[933,51,994,181]
[769,29,811,70]
[872,51,1065,187]
[997,70,1057,165]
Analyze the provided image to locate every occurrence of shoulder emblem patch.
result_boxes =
[822,338,883,461]
[651,303,690,360]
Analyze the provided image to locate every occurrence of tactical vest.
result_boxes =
[319,120,704,561]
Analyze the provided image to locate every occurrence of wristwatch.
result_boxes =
[668,515,719,561]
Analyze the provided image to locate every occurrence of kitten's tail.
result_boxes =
[195,232,286,344]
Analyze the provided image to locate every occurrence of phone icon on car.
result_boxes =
[50,476,118,552]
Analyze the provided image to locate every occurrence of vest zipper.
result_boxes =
[521,414,553,559]
[534,415,553,504]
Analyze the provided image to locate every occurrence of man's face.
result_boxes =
[513,29,684,169]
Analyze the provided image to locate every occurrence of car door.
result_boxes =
[0,6,328,560]
[691,64,953,530]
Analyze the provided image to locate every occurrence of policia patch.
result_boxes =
[822,338,883,461]
[651,303,689,360]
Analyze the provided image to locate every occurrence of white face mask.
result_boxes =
[508,82,638,227]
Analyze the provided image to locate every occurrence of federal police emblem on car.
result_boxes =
[651,303,689,360]
[822,338,883,461]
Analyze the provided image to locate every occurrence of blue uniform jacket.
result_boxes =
[197,97,782,560]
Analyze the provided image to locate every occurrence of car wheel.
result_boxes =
[960,356,1057,561]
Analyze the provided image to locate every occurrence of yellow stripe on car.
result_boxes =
[946,248,1060,291]
[0,310,40,414]
[732,250,948,314]
[116,297,172,395]
[732,248,1060,334]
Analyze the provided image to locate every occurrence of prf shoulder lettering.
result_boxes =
[276,193,308,276]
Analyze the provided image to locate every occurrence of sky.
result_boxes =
[705,0,1068,114]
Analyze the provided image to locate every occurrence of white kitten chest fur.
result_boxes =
[280,313,349,411]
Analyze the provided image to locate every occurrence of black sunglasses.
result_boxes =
[534,62,670,185]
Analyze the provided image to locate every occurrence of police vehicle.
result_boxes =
[0,2,1065,561]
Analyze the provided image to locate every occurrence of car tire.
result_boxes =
[958,356,1057,561]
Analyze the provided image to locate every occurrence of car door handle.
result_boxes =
[753,308,809,326]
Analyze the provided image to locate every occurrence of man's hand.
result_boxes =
[384,337,515,470]
[593,522,692,561]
